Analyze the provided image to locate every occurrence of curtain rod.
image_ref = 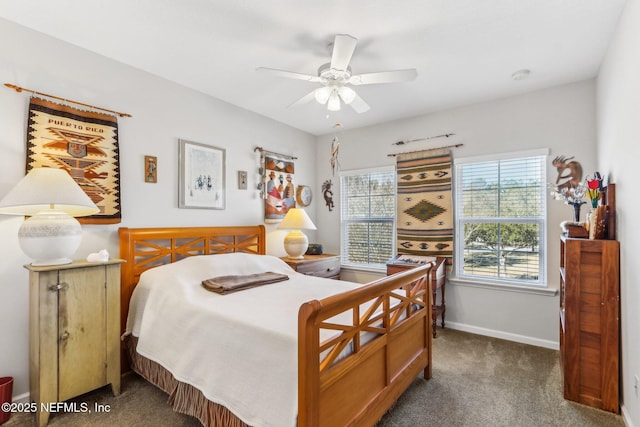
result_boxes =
[4,83,132,118]
[392,133,455,146]
[387,143,463,157]
[254,146,297,160]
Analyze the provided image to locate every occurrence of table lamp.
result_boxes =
[277,208,317,259]
[0,167,99,266]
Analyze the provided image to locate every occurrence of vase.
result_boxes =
[572,203,582,222]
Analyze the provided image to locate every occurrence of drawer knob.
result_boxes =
[60,331,70,341]
[48,282,69,292]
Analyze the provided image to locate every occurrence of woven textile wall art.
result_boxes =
[262,153,296,222]
[396,148,453,261]
[26,97,121,224]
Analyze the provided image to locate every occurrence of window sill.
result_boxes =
[448,277,558,296]
[340,264,386,275]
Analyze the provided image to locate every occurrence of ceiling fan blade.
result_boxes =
[349,93,370,113]
[330,34,358,72]
[349,69,417,85]
[257,67,322,83]
[287,90,317,108]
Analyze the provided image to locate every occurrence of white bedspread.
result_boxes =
[125,253,362,427]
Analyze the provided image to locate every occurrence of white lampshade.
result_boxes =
[0,167,100,266]
[277,208,317,259]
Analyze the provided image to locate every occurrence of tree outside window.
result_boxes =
[455,154,546,285]
[340,168,395,269]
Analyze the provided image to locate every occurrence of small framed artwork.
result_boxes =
[145,155,158,183]
[178,139,225,209]
[238,170,248,189]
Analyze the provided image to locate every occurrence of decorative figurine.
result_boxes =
[550,155,585,222]
[330,122,341,177]
[322,180,334,212]
[552,155,583,193]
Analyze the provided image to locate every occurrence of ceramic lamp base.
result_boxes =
[18,209,82,266]
[283,229,308,259]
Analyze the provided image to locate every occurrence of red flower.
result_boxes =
[586,178,600,190]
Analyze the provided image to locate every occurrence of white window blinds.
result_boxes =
[340,168,395,269]
[454,153,546,285]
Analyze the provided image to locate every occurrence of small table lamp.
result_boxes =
[0,167,99,266]
[277,208,317,259]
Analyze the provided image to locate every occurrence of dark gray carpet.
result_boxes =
[4,329,624,426]
[376,329,624,427]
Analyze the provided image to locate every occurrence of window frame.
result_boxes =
[453,149,548,288]
[339,166,396,271]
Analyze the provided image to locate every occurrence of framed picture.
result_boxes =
[178,139,225,209]
[145,155,157,183]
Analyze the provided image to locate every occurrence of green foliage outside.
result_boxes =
[461,175,542,281]
[343,172,395,266]
[341,160,544,279]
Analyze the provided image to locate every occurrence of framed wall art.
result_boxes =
[145,155,157,183]
[178,139,225,209]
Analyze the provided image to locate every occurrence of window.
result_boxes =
[340,167,395,269]
[454,151,547,286]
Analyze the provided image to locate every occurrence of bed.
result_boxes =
[119,225,432,427]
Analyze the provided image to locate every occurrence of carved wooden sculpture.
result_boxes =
[322,180,334,211]
[552,155,583,192]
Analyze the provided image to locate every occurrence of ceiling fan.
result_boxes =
[257,34,417,113]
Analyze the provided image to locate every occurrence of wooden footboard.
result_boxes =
[298,263,432,427]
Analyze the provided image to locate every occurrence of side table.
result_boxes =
[386,256,447,338]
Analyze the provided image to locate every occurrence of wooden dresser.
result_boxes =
[26,259,124,426]
[559,236,620,413]
[282,254,340,280]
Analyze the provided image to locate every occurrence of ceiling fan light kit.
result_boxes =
[327,91,341,111]
[314,86,331,104]
[338,86,356,104]
[258,34,417,115]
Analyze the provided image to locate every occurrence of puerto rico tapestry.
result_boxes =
[26,97,121,224]
[262,154,295,222]
[396,148,453,261]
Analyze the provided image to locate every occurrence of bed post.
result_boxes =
[298,300,322,427]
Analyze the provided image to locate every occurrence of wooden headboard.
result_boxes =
[118,225,266,337]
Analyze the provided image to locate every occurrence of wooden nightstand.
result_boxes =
[282,254,340,280]
[26,259,124,427]
[387,256,447,338]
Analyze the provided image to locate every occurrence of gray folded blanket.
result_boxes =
[202,272,289,294]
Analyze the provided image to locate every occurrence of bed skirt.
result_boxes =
[125,336,250,427]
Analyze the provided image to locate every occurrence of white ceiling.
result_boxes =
[0,0,627,136]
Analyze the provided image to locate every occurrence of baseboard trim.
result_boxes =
[621,404,634,427]
[444,321,559,350]
[11,391,29,404]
